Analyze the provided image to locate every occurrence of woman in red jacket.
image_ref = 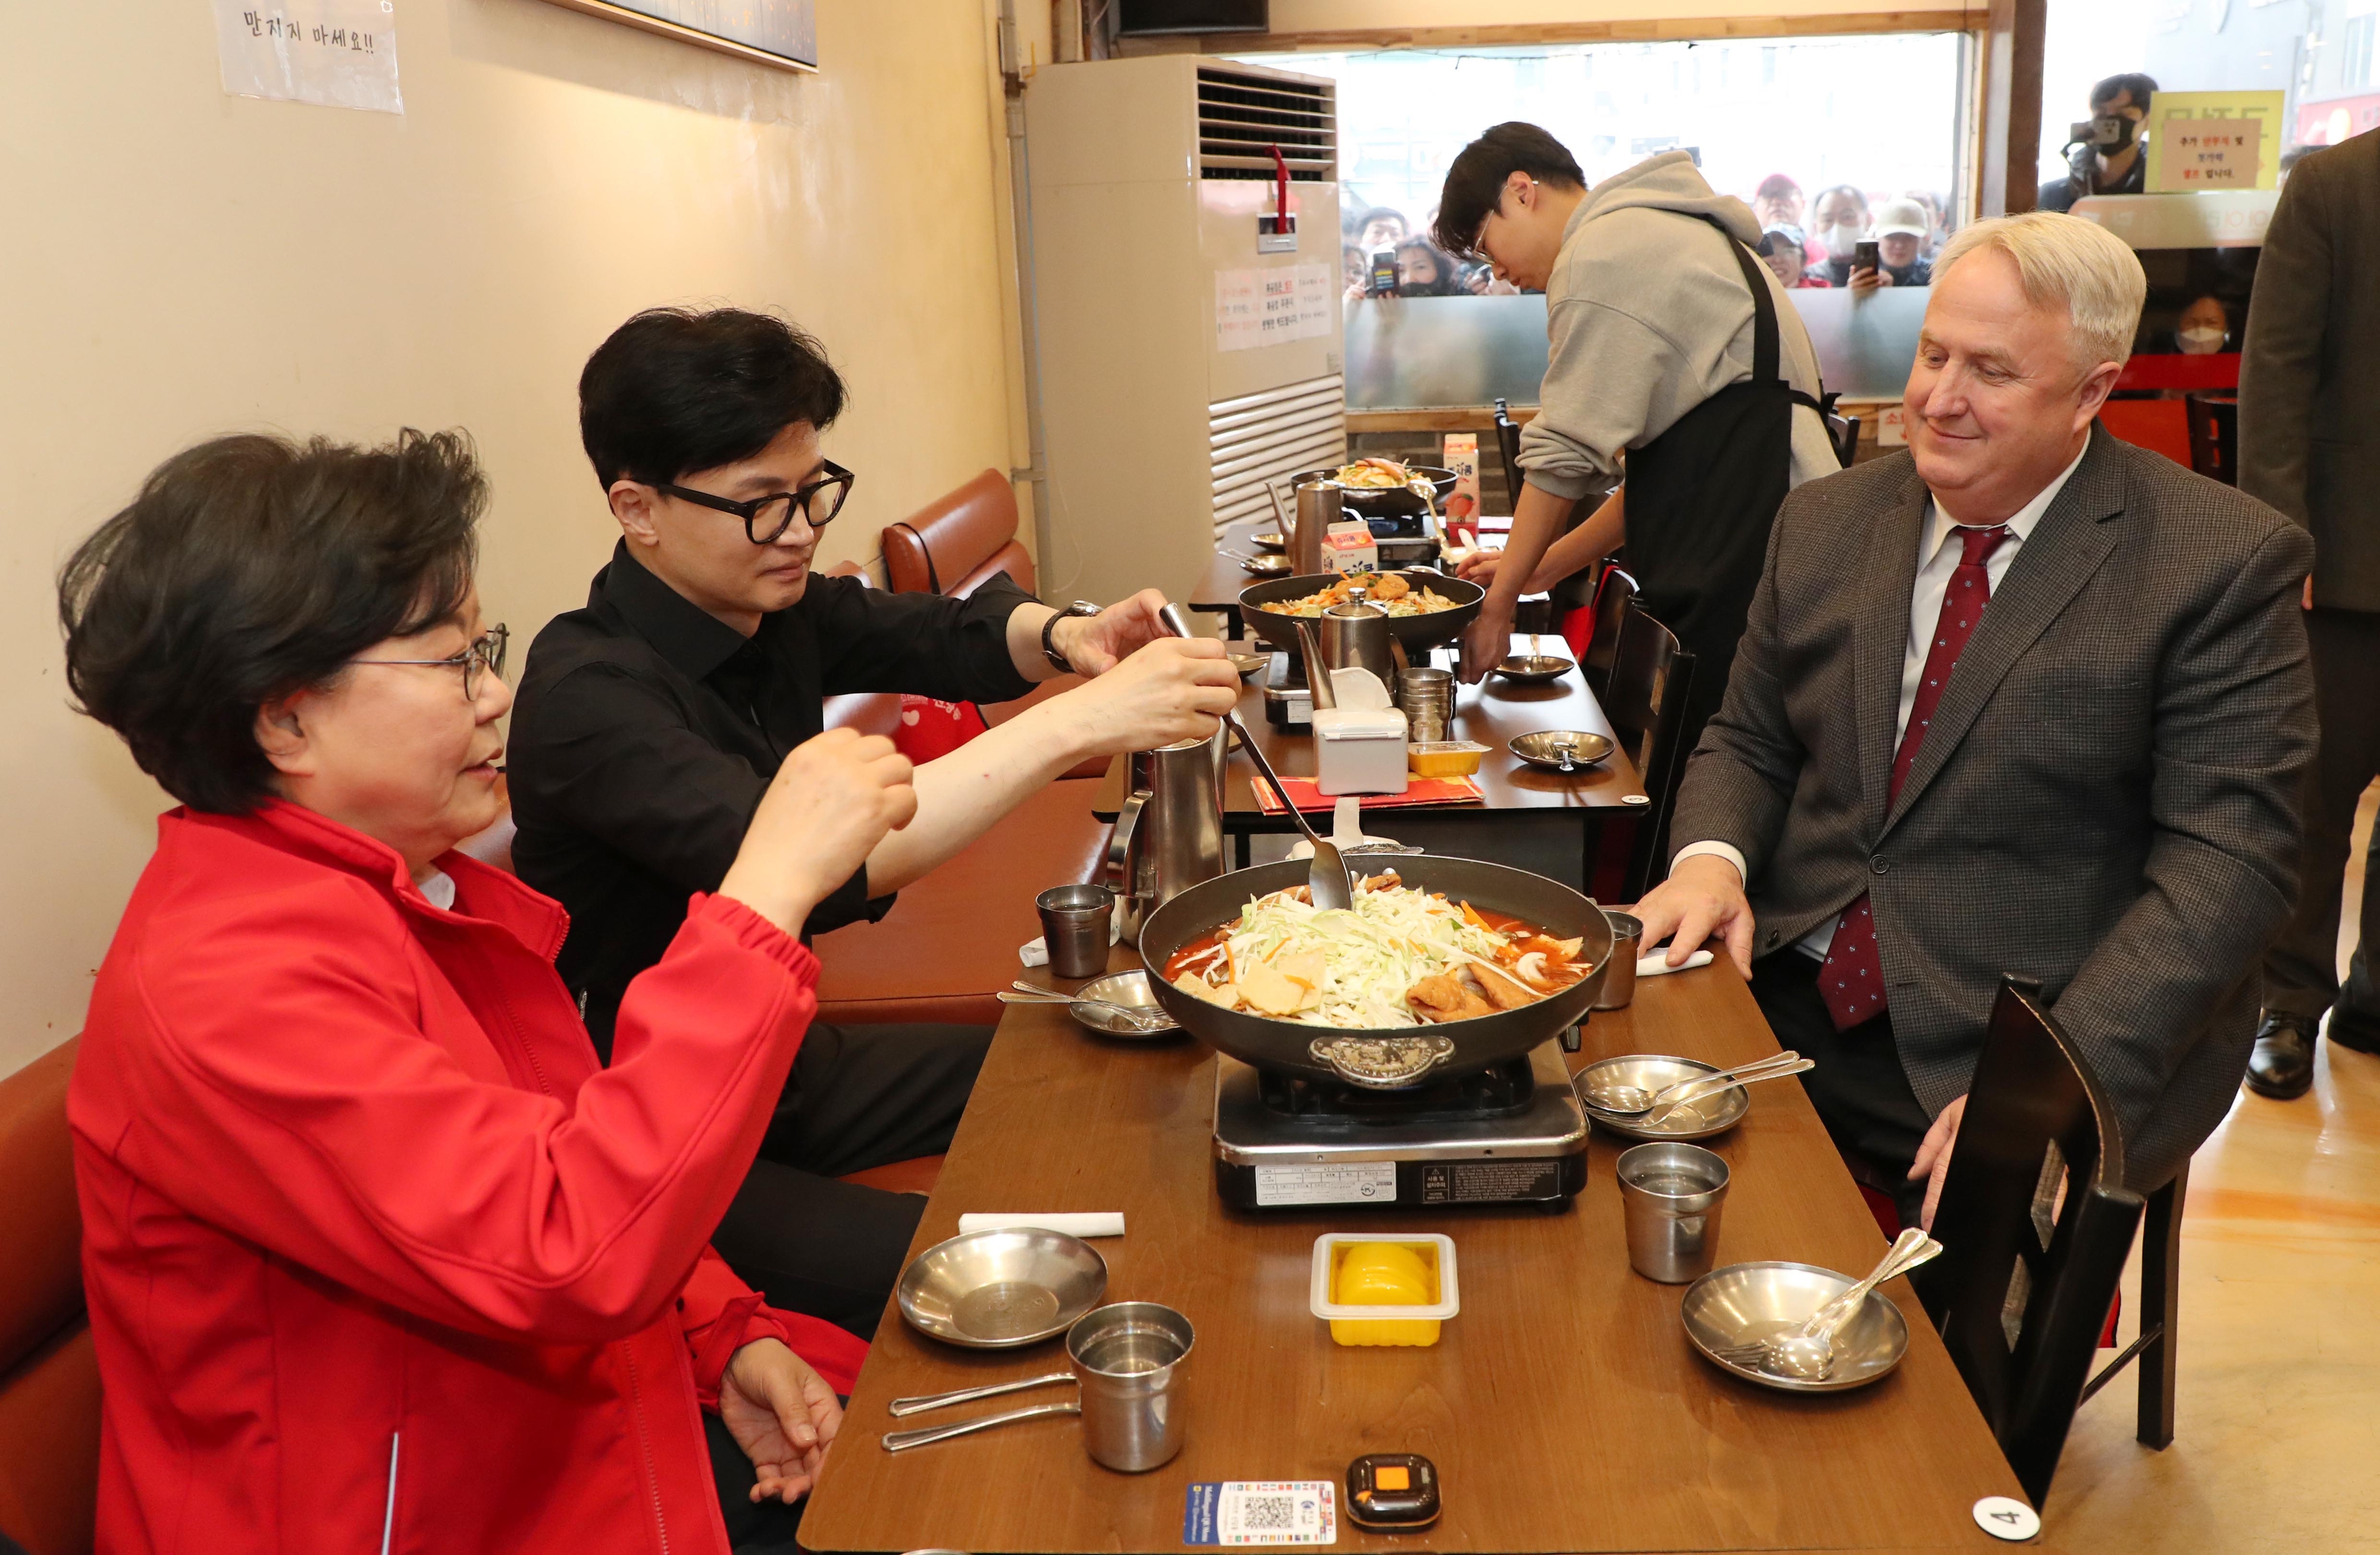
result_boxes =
[58,430,915,1555]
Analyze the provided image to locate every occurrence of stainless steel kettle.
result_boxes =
[1104,719,1228,945]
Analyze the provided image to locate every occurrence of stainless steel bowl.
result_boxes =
[1071,970,1180,1039]
[1571,1054,1753,1141]
[1249,531,1286,552]
[1236,553,1292,578]
[1508,730,1615,772]
[896,1229,1110,1348]
[1226,652,1269,680]
[1491,654,1574,685]
[1680,1260,1912,1393]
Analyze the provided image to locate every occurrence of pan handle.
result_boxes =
[1309,1034,1458,1089]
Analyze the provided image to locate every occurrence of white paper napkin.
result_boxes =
[1019,913,1123,968]
[1636,949,1715,979]
[957,1212,1126,1239]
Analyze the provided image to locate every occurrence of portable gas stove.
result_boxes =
[1213,1040,1588,1211]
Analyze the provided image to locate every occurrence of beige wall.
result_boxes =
[0,0,1032,1077]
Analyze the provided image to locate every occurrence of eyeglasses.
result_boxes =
[653,459,856,544]
[352,624,509,700]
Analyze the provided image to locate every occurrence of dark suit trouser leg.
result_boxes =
[1750,952,1934,1228]
[2262,608,2380,1032]
[709,1021,992,1335]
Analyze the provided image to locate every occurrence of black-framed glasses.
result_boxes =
[352,624,509,700]
[654,459,856,543]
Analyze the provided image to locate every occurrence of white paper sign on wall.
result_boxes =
[1216,264,1333,353]
[214,0,403,115]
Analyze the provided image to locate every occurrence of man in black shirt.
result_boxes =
[2038,73,2155,214]
[510,308,1238,1332]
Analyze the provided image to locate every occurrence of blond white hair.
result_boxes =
[1933,212,2146,373]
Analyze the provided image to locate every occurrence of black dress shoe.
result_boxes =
[2244,1013,2318,1100]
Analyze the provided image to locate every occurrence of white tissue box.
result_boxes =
[1314,706,1410,796]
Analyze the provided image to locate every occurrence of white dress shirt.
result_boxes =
[1671,442,2090,957]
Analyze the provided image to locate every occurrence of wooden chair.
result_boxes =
[1599,602,1696,900]
[0,1039,99,1555]
[1912,980,2172,1507]
[1579,564,1639,702]
[2183,392,2238,486]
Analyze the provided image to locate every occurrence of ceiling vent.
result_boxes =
[1197,67,1335,182]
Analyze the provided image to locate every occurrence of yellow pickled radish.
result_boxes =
[1334,1241,1434,1305]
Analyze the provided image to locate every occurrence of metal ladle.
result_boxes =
[1155,603,1353,911]
[1579,1052,1814,1122]
[1755,1228,1942,1381]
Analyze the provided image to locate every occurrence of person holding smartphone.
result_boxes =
[1847,199,1936,292]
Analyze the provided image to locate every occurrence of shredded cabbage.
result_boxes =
[1213,882,1520,1029]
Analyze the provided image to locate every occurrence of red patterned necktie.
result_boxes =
[1818,522,2012,1032]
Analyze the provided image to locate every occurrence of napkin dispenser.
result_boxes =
[1314,667,1410,797]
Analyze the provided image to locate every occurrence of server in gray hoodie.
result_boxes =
[1435,126,1841,746]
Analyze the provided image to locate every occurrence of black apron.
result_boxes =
[1620,220,1822,753]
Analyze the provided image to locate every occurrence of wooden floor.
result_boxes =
[2051,785,2380,1552]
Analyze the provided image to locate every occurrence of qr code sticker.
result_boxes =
[1216,1481,1335,1545]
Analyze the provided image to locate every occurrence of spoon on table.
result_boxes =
[1726,1228,1943,1381]
[999,985,1176,1030]
[1576,1052,1813,1120]
[1154,603,1354,911]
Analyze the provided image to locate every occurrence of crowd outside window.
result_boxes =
[1809,183,1872,284]
[2039,72,2156,214]
[1352,206,1410,253]
[1394,237,1464,296]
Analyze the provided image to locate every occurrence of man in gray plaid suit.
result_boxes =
[1634,212,2316,1228]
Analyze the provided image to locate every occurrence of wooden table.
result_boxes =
[1092,634,1645,890]
[798,962,2040,1554]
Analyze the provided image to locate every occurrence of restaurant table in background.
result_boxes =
[1094,634,1643,890]
[796,956,2044,1555]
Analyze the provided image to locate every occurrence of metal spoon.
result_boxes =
[997,988,1175,1030]
[881,1398,1082,1453]
[1579,1052,1812,1119]
[1761,1228,1942,1381]
[1155,603,1353,911]
[889,1372,1075,1418]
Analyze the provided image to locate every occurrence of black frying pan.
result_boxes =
[1139,858,1614,1088]
[1236,571,1483,655]
[1288,465,1460,520]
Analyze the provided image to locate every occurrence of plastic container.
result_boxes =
[1406,740,1489,779]
[1309,1233,1460,1347]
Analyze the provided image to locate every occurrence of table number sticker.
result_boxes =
[1971,1495,2041,1542]
[1184,1481,1336,1545]
[1252,1162,1396,1207]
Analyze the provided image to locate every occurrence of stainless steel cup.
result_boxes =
[1291,481,1341,575]
[1396,667,1454,742]
[1615,1141,1730,1284]
[1066,1301,1194,1472]
[1037,884,1114,980]
[1594,910,1644,1010]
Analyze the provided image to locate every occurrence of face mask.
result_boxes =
[1822,223,1862,261]
[2096,114,2137,152]
[2177,326,2226,355]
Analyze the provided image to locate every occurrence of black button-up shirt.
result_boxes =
[508,543,1037,1053]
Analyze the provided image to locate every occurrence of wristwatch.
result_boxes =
[1042,600,1100,674]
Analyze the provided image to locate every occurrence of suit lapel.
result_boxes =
[1884,434,2129,833]
[1853,470,1931,842]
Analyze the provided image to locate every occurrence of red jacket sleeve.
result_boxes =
[678,1249,869,1406]
[94,883,818,1346]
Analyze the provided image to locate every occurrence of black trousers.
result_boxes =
[709,1020,991,1336]
[2262,606,2380,1046]
[1750,951,1934,1228]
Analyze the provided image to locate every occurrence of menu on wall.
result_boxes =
[1216,264,1333,353]
[2144,90,2282,193]
[214,0,403,115]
